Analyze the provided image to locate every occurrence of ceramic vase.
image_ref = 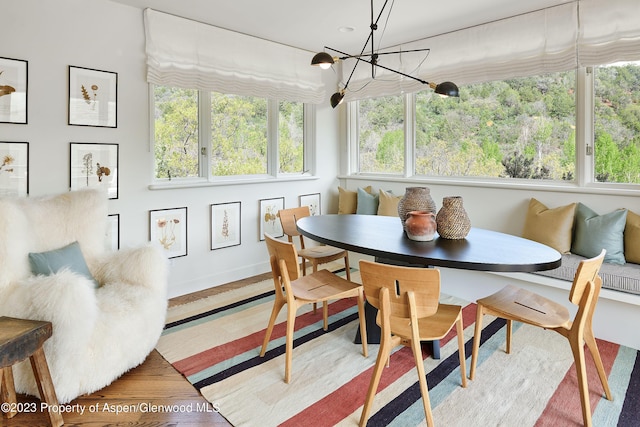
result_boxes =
[397,187,437,231]
[436,196,471,239]
[405,211,437,241]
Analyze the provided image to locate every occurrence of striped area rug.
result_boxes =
[156,269,640,426]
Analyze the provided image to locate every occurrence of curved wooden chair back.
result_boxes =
[278,206,310,244]
[359,260,441,319]
[569,249,605,307]
[264,233,301,293]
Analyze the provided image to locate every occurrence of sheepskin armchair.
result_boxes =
[0,188,168,403]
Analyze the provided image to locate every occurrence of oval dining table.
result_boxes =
[296,214,562,358]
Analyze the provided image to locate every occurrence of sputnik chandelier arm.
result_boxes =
[311,0,459,108]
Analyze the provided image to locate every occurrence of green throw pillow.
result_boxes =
[356,187,379,215]
[29,241,99,288]
[571,203,627,265]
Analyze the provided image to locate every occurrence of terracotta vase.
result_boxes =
[405,211,437,241]
[397,187,436,231]
[436,196,471,239]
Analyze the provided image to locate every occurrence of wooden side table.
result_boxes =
[0,316,63,427]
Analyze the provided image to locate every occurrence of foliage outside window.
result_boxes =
[594,62,640,184]
[154,86,307,181]
[355,62,640,186]
[358,95,404,174]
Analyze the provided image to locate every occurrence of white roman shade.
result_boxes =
[143,8,325,104]
[578,0,640,66]
[343,3,578,102]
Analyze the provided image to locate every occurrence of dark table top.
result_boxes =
[296,214,561,273]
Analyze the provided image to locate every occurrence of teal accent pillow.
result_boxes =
[356,187,379,215]
[29,241,99,288]
[571,203,627,265]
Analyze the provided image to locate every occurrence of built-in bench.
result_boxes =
[534,253,640,296]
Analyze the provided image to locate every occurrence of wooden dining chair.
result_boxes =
[279,206,352,280]
[358,260,467,427]
[260,233,368,383]
[469,249,612,427]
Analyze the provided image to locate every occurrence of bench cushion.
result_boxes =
[534,253,640,296]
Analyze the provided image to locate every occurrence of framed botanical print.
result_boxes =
[0,57,27,124]
[210,201,241,250]
[259,197,284,240]
[149,207,188,259]
[70,142,118,199]
[0,141,28,196]
[106,214,120,251]
[68,66,117,128]
[299,193,321,216]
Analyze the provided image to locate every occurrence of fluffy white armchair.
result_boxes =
[0,188,168,403]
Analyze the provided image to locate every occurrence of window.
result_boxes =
[153,86,311,182]
[355,71,577,181]
[594,62,640,184]
[358,95,404,174]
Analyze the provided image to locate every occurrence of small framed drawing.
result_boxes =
[105,214,120,251]
[0,141,29,196]
[68,66,117,128]
[70,142,118,199]
[299,193,321,216]
[259,197,284,240]
[149,207,188,259]
[0,57,28,124]
[210,201,241,250]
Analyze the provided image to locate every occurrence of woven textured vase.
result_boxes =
[436,196,471,239]
[397,187,437,231]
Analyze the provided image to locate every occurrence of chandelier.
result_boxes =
[311,0,459,108]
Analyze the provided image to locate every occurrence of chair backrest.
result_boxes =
[264,233,301,287]
[359,260,441,319]
[568,249,606,331]
[278,206,310,244]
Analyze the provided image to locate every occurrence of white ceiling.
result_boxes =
[110,0,572,53]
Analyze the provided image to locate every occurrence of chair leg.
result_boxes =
[456,315,467,388]
[359,333,391,427]
[284,303,298,384]
[410,333,434,426]
[260,297,285,357]
[1,367,18,419]
[357,288,368,358]
[470,303,485,380]
[30,348,64,427]
[584,328,613,400]
[322,300,329,331]
[569,336,593,427]
[506,319,513,354]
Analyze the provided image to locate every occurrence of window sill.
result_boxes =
[149,174,318,190]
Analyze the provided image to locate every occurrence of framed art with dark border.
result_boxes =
[106,214,120,251]
[0,57,27,124]
[299,193,321,216]
[0,141,28,196]
[259,197,284,240]
[70,142,118,199]
[210,201,241,250]
[68,65,117,128]
[150,207,188,259]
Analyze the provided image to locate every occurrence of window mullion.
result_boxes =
[575,67,594,186]
[268,99,279,176]
[199,91,212,180]
[405,93,415,178]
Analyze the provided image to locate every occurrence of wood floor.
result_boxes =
[3,272,271,427]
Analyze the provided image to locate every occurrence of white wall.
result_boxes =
[1,0,341,297]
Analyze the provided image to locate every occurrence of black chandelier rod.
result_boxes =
[325,46,433,86]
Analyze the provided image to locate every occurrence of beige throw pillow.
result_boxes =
[338,186,371,214]
[377,189,401,216]
[625,210,640,264]
[522,198,576,253]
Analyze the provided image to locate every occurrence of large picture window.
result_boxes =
[153,86,311,182]
[352,63,640,187]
